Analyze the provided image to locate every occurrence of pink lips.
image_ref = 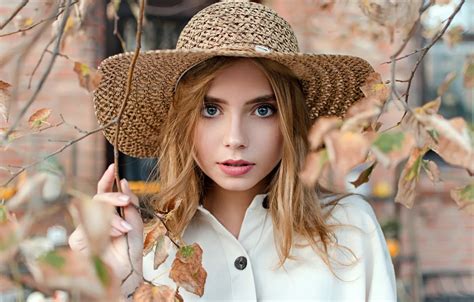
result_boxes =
[218,159,255,176]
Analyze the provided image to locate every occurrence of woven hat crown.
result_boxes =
[176,0,299,53]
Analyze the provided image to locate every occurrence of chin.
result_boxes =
[213,178,262,192]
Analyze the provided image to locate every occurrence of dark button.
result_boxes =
[262,196,269,209]
[234,256,247,270]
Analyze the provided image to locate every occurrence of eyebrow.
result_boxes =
[204,94,276,105]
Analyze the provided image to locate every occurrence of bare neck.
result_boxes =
[202,181,267,239]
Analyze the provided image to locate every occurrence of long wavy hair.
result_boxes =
[151,56,359,276]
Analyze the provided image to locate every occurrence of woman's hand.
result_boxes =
[68,164,144,287]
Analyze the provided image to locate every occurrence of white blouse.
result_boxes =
[143,194,397,301]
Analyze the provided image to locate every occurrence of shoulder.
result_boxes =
[323,193,380,232]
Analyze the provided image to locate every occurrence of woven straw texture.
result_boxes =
[93,0,374,158]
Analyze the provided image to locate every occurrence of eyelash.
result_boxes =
[201,103,277,118]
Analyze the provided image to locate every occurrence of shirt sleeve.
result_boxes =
[334,195,398,301]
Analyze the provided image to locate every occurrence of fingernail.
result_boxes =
[122,179,130,189]
[121,220,133,231]
[107,163,114,171]
[118,195,130,203]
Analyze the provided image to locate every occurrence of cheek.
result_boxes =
[252,120,283,158]
[193,121,219,163]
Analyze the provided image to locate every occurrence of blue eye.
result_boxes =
[202,104,220,117]
[255,105,275,117]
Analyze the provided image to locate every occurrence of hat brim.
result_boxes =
[93,49,374,158]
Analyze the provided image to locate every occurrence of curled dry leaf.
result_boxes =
[401,98,441,147]
[28,108,51,130]
[133,283,178,302]
[154,235,171,270]
[370,131,415,168]
[395,147,428,208]
[73,62,103,92]
[437,71,456,97]
[324,131,370,181]
[450,183,474,215]
[143,220,167,255]
[463,55,474,88]
[74,191,114,255]
[417,115,474,173]
[358,0,422,42]
[350,162,377,188]
[0,80,11,122]
[28,249,120,300]
[299,149,329,187]
[169,243,207,297]
[342,97,383,132]
[307,116,342,150]
[422,160,441,183]
[359,72,390,103]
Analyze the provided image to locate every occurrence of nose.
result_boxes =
[223,114,248,149]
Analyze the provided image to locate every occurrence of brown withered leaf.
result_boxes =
[299,149,329,187]
[342,96,382,132]
[350,162,377,188]
[359,72,390,102]
[422,160,441,183]
[28,249,120,300]
[154,235,170,270]
[133,283,177,302]
[443,25,464,48]
[73,62,102,92]
[0,80,11,122]
[0,206,19,264]
[324,131,370,181]
[437,71,456,97]
[143,221,167,256]
[169,243,207,297]
[450,183,474,215]
[370,131,415,168]
[28,108,51,130]
[417,115,474,173]
[401,98,441,147]
[463,56,474,88]
[73,191,114,255]
[307,116,342,150]
[395,147,428,208]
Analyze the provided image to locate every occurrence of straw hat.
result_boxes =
[93,0,374,158]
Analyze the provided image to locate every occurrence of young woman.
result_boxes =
[69,1,396,301]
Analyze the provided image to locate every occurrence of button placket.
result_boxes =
[234,256,247,270]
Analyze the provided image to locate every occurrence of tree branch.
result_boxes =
[0,0,29,30]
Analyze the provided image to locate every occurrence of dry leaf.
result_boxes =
[342,97,382,132]
[75,192,114,255]
[133,283,177,302]
[28,249,120,300]
[422,160,441,183]
[28,108,51,130]
[463,56,474,88]
[299,149,329,187]
[0,206,19,264]
[359,72,390,102]
[395,147,428,208]
[450,183,474,215]
[435,0,451,5]
[169,243,207,297]
[0,80,11,122]
[370,131,415,168]
[324,131,370,181]
[358,0,422,42]
[443,25,464,48]
[154,235,170,270]
[143,221,167,255]
[73,62,103,92]
[350,162,377,188]
[307,116,341,150]
[6,173,48,211]
[437,71,456,96]
[401,98,441,147]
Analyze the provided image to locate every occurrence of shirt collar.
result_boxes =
[196,193,269,215]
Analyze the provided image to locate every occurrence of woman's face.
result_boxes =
[193,59,283,192]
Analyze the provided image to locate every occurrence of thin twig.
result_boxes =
[0,1,78,38]
[28,35,56,89]
[1,118,117,187]
[0,0,29,30]
[402,0,465,105]
[114,0,146,286]
[111,2,127,52]
[2,0,73,142]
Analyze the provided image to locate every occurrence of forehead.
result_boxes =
[206,59,274,103]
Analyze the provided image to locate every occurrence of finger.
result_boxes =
[68,226,88,252]
[110,227,124,237]
[93,192,132,207]
[120,179,139,207]
[97,164,116,194]
[111,214,133,233]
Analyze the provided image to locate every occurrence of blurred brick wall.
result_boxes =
[0,1,107,192]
